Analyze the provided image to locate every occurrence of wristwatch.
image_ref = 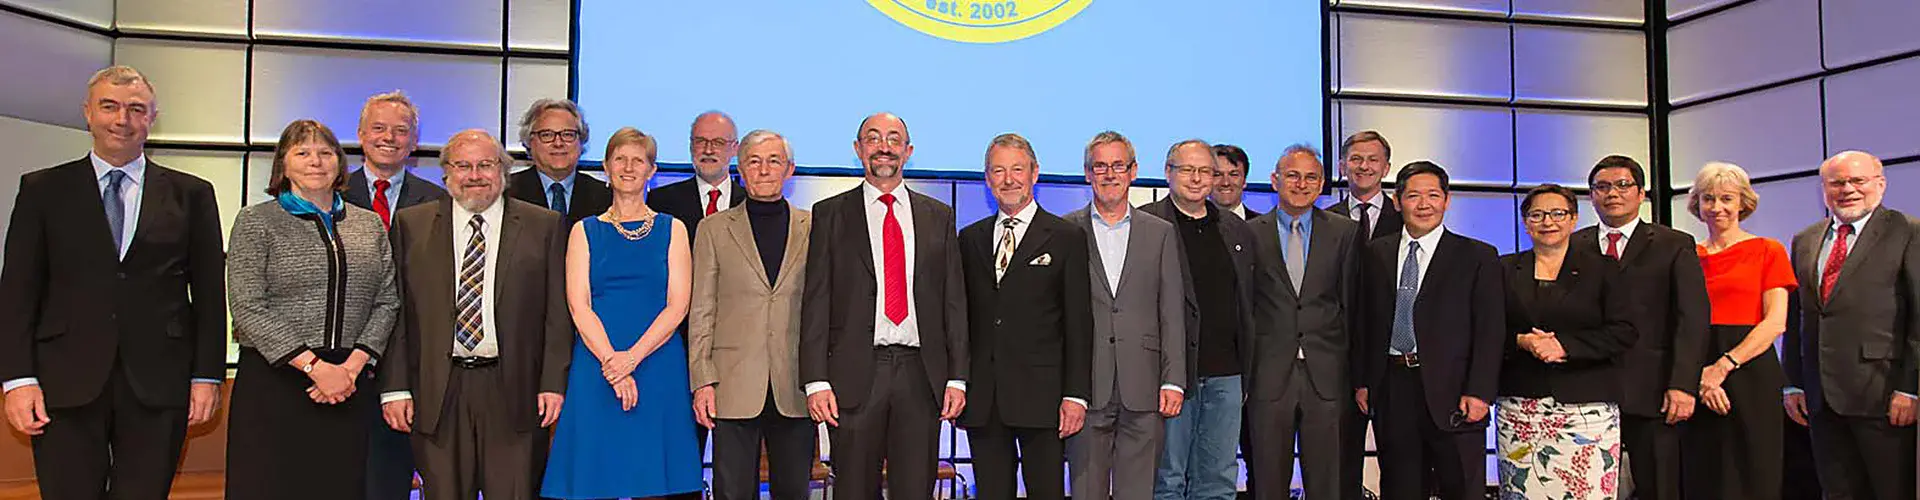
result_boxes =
[300,360,316,373]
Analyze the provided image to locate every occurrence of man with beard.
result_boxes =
[509,99,611,225]
[801,113,968,500]
[382,130,572,500]
[651,111,747,242]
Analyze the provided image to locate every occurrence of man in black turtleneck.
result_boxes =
[687,129,817,500]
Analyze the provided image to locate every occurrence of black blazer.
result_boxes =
[1138,198,1259,388]
[1499,249,1638,404]
[1361,229,1504,431]
[1245,209,1361,402]
[957,207,1093,429]
[648,176,746,244]
[343,168,447,213]
[800,186,969,410]
[1787,207,1920,417]
[1570,221,1710,416]
[508,168,613,226]
[0,158,227,409]
[1325,193,1404,243]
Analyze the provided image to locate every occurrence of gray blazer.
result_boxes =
[1245,208,1361,401]
[227,201,398,364]
[1066,207,1186,413]
[1788,206,1920,417]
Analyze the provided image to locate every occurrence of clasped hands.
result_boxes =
[303,356,364,405]
[601,350,642,411]
[1516,328,1566,363]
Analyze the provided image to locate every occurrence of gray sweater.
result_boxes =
[227,200,398,364]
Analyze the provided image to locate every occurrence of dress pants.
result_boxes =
[1069,379,1166,500]
[969,408,1066,500]
[1620,414,1682,500]
[413,363,539,500]
[32,361,188,500]
[828,345,940,500]
[712,390,819,500]
[1155,374,1243,500]
[1247,363,1346,500]
[1809,404,1916,500]
[1340,400,1371,500]
[1375,363,1484,500]
[365,398,418,500]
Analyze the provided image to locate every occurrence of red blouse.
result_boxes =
[1696,237,1797,325]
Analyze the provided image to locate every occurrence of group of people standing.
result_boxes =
[1,64,1914,500]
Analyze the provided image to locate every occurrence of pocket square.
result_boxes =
[1029,253,1053,266]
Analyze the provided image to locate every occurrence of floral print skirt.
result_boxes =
[1496,396,1622,499]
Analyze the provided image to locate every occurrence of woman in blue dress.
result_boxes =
[542,127,702,499]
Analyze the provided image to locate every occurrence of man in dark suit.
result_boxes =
[507,98,612,226]
[957,133,1093,500]
[1572,155,1708,500]
[1357,161,1502,500]
[1245,146,1361,500]
[1141,139,1257,500]
[343,90,447,500]
[650,111,747,240]
[1211,144,1261,220]
[0,66,227,500]
[1322,131,1402,499]
[381,130,572,500]
[800,113,968,500]
[1784,151,1918,500]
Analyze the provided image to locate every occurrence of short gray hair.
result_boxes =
[986,133,1039,171]
[739,129,792,161]
[1164,139,1216,168]
[442,129,514,172]
[86,65,157,101]
[1279,143,1322,167]
[361,90,420,130]
[516,98,590,151]
[691,111,736,136]
[1083,130,1135,170]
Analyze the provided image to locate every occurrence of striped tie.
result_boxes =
[455,214,487,351]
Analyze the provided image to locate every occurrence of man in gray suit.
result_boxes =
[1785,150,1919,500]
[1065,131,1187,500]
[1243,146,1360,500]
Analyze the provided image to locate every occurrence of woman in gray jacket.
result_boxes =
[224,119,398,500]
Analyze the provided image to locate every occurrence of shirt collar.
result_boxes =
[1602,217,1640,237]
[452,195,506,224]
[539,170,576,192]
[995,200,1038,229]
[1831,209,1877,236]
[861,181,911,206]
[1089,204,1132,229]
[1350,191,1384,210]
[362,164,404,186]
[1402,225,1446,252]
[1276,208,1312,231]
[696,175,730,199]
[90,151,147,185]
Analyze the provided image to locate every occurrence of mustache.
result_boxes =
[868,153,898,162]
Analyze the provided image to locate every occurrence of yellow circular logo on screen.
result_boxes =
[869,0,1092,44]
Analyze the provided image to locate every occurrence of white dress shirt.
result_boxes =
[696,174,732,212]
[383,197,505,404]
[1596,217,1641,257]
[1388,225,1446,356]
[362,165,404,211]
[992,201,1037,282]
[1223,203,1248,220]
[1347,191,1385,231]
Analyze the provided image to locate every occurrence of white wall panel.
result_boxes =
[1513,25,1647,106]
[0,115,94,247]
[114,0,248,37]
[508,0,571,51]
[1337,14,1513,101]
[1822,0,1920,69]
[505,58,570,153]
[1667,0,1822,104]
[149,150,246,247]
[253,0,504,48]
[1668,81,1824,188]
[250,46,503,148]
[113,39,248,144]
[1513,0,1644,25]
[1824,57,1920,161]
[1513,110,1649,186]
[1338,101,1515,186]
[1446,193,1521,253]
[0,10,112,129]
[0,0,112,29]
[1879,160,1920,216]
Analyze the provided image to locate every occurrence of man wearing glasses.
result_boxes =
[1570,155,1709,500]
[509,98,612,225]
[652,111,747,245]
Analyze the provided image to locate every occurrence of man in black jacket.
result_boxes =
[507,98,611,226]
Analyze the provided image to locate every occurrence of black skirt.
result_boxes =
[225,347,373,500]
[1682,324,1786,500]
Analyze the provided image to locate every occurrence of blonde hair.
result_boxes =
[1687,161,1760,221]
[605,127,657,164]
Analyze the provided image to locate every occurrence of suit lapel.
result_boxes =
[492,201,524,347]
[425,200,458,351]
[725,210,774,290]
[1415,231,1455,306]
[1617,222,1654,266]
[910,193,939,292]
[125,167,171,260]
[1793,225,1822,306]
[1007,212,1054,278]
[847,189,877,279]
[1510,252,1538,324]
[1301,210,1342,294]
[1831,209,1890,303]
[774,208,809,292]
[1255,215,1298,300]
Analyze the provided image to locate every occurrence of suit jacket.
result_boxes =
[650,176,747,245]
[383,197,572,436]
[1245,208,1361,402]
[800,186,968,409]
[1325,193,1404,243]
[687,202,812,419]
[508,168,613,226]
[1137,198,1258,388]
[343,168,447,213]
[1064,207,1186,412]
[0,158,226,409]
[1361,229,1503,431]
[1499,249,1638,404]
[1570,221,1710,416]
[957,206,1093,429]
[1787,207,1920,417]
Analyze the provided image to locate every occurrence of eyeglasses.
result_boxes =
[1280,171,1323,184]
[1170,165,1216,178]
[861,134,905,147]
[1525,209,1573,222]
[445,160,503,173]
[1589,179,1639,194]
[691,137,733,150]
[1089,161,1134,174]
[532,129,582,144]
[1824,175,1882,189]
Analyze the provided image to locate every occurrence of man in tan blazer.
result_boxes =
[688,129,815,500]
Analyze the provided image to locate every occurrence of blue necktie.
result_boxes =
[1390,240,1421,354]
[547,183,566,214]
[103,170,128,257]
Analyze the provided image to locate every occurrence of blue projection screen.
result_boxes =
[576,0,1324,180]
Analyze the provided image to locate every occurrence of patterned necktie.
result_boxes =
[547,183,566,214]
[1286,219,1306,293]
[103,170,128,257]
[372,179,393,229]
[1390,240,1422,354]
[879,193,908,325]
[995,217,1021,283]
[705,188,721,216]
[1821,223,1853,303]
[1605,231,1623,259]
[455,214,488,351]
[1357,202,1374,239]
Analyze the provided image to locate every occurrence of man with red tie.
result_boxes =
[650,111,747,241]
[801,112,969,500]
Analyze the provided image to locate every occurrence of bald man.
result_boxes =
[651,111,748,240]
[1784,151,1919,500]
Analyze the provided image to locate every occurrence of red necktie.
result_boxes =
[879,193,908,325]
[372,179,393,229]
[705,189,721,216]
[1821,223,1853,302]
[1605,231,1623,259]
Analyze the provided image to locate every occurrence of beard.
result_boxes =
[455,190,500,213]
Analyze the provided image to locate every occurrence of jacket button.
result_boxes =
[117,272,127,279]
[1112,307,1120,313]
[994,319,1002,326]
[1109,337,1117,344]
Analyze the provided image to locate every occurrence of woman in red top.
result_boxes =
[1685,162,1794,500]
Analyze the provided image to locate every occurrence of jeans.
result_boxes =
[1154,374,1244,500]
